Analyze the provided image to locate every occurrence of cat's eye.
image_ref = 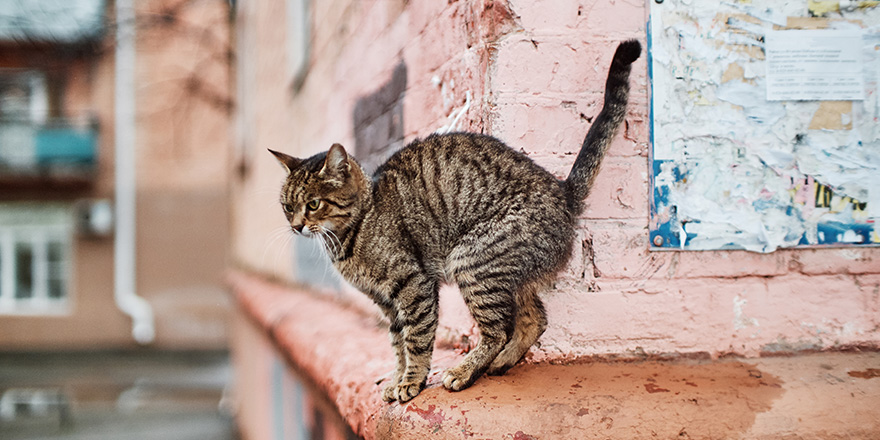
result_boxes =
[282,204,294,213]
[306,199,320,211]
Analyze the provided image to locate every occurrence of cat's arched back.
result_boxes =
[270,39,642,403]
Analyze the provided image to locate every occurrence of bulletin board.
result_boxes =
[648,1,880,252]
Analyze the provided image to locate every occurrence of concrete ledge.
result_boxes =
[229,270,880,439]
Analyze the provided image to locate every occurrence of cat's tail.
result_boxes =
[564,39,641,215]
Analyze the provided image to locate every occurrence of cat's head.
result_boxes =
[269,144,370,238]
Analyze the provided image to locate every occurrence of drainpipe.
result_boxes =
[114,0,155,344]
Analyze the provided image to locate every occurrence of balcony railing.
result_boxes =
[0,118,98,190]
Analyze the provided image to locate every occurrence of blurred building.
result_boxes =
[0,0,232,350]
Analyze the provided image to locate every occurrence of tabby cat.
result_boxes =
[270,40,640,403]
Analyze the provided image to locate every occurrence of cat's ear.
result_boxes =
[319,143,350,181]
[269,149,301,174]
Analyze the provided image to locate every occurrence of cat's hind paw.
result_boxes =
[485,360,515,376]
[485,346,521,376]
[442,365,477,392]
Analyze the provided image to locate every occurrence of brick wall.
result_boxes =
[232,0,880,360]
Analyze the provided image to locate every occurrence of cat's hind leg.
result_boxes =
[486,278,549,375]
[444,230,520,391]
[442,274,514,391]
[445,213,567,390]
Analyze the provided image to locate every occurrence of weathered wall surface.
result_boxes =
[232,0,880,360]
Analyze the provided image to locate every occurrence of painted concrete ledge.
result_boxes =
[228,270,880,439]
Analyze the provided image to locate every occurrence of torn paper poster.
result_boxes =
[648,1,880,252]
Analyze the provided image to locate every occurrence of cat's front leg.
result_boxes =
[381,322,407,402]
[388,275,439,403]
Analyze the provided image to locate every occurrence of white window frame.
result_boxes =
[0,204,72,315]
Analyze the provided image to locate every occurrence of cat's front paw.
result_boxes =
[381,383,398,402]
[392,380,424,403]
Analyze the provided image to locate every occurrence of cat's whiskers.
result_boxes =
[315,232,328,255]
[272,229,296,273]
[296,229,336,287]
[260,225,294,268]
[321,228,343,259]
[314,228,340,261]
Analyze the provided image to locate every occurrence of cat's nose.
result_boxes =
[292,224,304,233]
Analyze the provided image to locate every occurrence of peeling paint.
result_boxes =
[405,403,447,428]
[511,430,538,440]
[848,368,880,379]
[762,337,823,354]
[436,89,472,134]
[734,295,759,331]
[644,382,671,393]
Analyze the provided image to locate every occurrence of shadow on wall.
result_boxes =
[291,62,409,292]
[353,62,407,175]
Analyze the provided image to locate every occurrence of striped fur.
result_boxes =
[270,40,640,403]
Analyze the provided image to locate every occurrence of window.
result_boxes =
[0,70,47,168]
[0,69,47,122]
[0,204,72,315]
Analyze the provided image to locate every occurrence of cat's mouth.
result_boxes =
[291,224,314,237]
[294,223,330,239]
[295,224,342,257]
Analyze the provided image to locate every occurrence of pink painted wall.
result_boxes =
[231,0,880,361]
